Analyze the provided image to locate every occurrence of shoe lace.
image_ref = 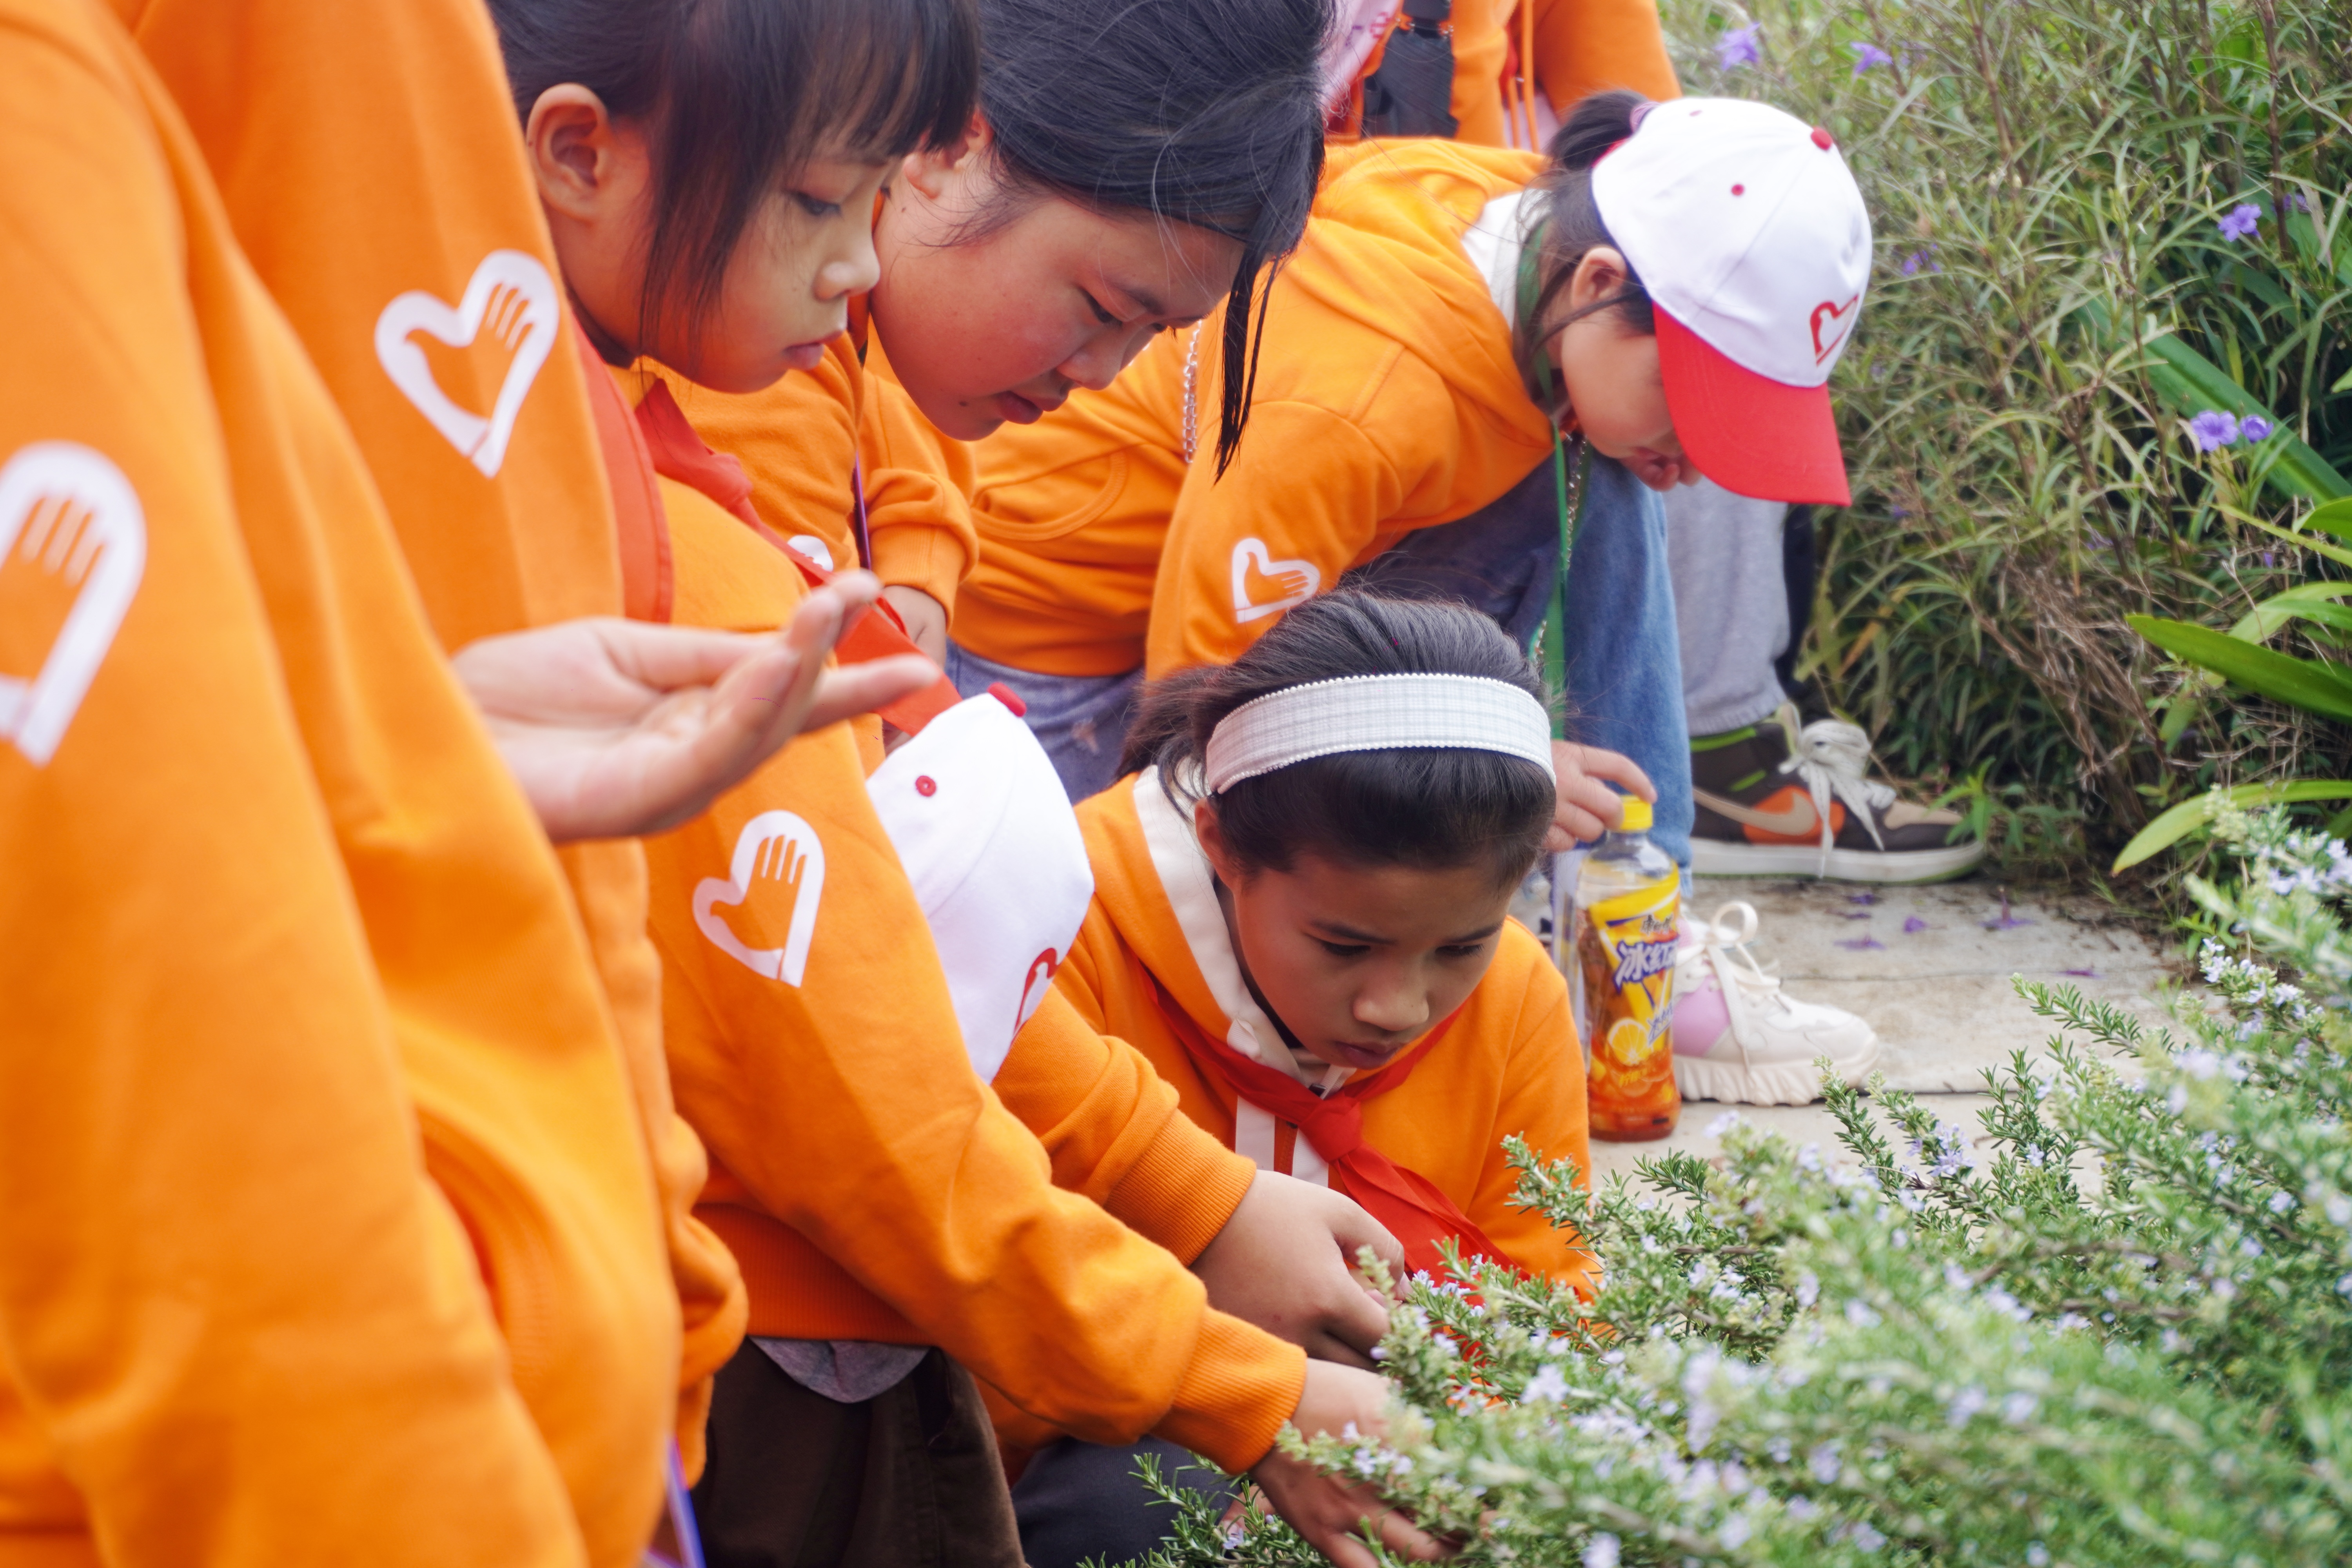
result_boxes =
[1683,900,1789,1064]
[1776,718,1898,870]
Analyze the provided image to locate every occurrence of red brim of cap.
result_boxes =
[1656,309,1851,506]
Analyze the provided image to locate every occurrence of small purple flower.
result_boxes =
[2239,415,2276,442]
[1838,936,1887,951]
[2188,410,2241,452]
[2219,203,2262,241]
[1850,41,1894,74]
[2287,191,2312,214]
[2059,967,2101,979]
[1848,891,1878,905]
[1902,915,1930,934]
[1889,504,1912,519]
[2260,550,2277,568]
[1900,248,1942,276]
[1715,23,1762,71]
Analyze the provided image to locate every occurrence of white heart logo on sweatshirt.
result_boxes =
[374,250,559,479]
[1230,537,1321,624]
[693,811,826,985]
[0,443,145,766]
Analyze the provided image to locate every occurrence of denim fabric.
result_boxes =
[944,642,1143,806]
[1353,452,1693,868]
[1560,457,1693,868]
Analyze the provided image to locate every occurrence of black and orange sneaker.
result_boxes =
[1688,706,1985,884]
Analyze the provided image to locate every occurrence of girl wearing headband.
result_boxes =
[954,89,1884,1106]
[490,4,1420,1561]
[1013,590,1593,1566]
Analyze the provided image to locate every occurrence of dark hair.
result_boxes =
[1515,88,1658,417]
[491,0,980,338]
[970,0,1329,474]
[1122,591,1557,890]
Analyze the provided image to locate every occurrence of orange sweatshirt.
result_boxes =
[0,4,664,1564]
[957,140,1555,681]
[111,0,747,1486]
[1060,771,1599,1289]
[618,387,1303,1474]
[648,330,978,613]
[1341,0,1676,146]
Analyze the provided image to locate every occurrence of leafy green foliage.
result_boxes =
[1655,0,2352,880]
[1143,810,2352,1566]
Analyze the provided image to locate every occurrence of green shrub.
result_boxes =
[1143,807,2352,1564]
[1653,0,2352,878]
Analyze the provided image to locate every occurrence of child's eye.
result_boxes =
[1317,940,1370,959]
[1438,943,1487,960]
[794,192,843,219]
[1080,290,1119,327]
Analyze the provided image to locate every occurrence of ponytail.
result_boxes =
[1514,89,1659,416]
[1123,592,1557,890]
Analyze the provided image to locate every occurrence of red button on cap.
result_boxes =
[915,776,937,797]
[987,682,1028,717]
[1811,125,1836,149]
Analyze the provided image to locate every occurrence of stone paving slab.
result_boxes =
[1534,874,2183,1185]
[1681,875,2174,1094]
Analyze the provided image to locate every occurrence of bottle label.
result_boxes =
[1584,879,1679,1058]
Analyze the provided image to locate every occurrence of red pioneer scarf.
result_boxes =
[1144,967,1510,1279]
[629,378,960,734]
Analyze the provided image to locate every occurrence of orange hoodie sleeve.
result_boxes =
[1142,349,1466,679]
[0,5,592,1560]
[648,482,1302,1474]
[114,0,742,1489]
[1526,0,1681,110]
[858,370,980,613]
[993,989,1258,1266]
[1465,929,1599,1287]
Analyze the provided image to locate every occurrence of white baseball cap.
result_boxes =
[1591,96,1873,505]
[866,690,1093,1083]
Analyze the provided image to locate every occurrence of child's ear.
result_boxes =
[1565,245,1632,315]
[1194,798,1244,886]
[898,113,994,204]
[525,84,625,220]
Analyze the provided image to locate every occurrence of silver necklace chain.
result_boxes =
[1181,322,1205,465]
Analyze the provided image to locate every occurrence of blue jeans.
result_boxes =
[1355,452,1692,867]
[944,642,1143,805]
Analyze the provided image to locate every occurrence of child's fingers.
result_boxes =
[1563,742,1655,801]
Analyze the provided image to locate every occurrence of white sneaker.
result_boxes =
[1670,901,1879,1105]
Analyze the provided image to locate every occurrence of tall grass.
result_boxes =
[1659,0,2352,880]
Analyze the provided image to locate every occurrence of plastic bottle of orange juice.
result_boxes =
[1574,796,1681,1141]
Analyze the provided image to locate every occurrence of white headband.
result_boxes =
[1203,674,1557,794]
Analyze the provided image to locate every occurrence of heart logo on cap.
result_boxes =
[1230,538,1321,624]
[693,810,826,985]
[374,250,559,479]
[0,443,145,767]
[1015,947,1062,1036]
[1809,293,1862,365]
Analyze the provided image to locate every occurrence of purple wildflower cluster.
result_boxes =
[1849,40,1894,74]
[2219,203,2263,242]
[1715,23,1761,71]
[1900,247,1941,276]
[2188,410,2277,452]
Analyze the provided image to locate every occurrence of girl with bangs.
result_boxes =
[488,4,1445,1565]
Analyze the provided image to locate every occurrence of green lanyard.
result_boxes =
[1518,229,1591,740]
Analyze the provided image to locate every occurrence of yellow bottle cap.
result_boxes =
[1617,796,1652,833]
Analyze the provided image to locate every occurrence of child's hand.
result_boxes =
[1545,742,1655,850]
[1192,1171,1401,1368]
[879,583,950,665]
[1249,1363,1450,1568]
[454,572,934,841]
